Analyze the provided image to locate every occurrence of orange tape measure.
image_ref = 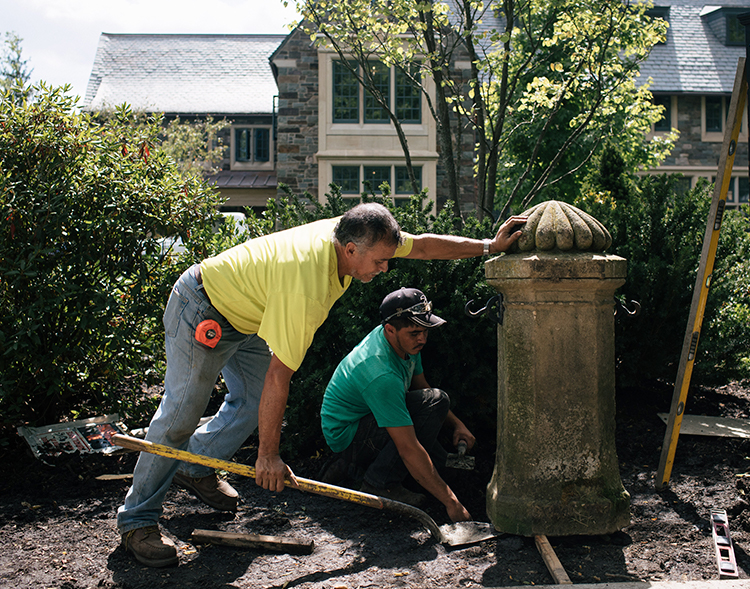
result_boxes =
[195,319,222,348]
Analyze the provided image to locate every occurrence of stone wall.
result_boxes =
[663,94,748,168]
[273,27,321,199]
[436,59,480,214]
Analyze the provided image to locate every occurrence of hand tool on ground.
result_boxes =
[445,440,475,470]
[710,509,739,578]
[112,434,496,548]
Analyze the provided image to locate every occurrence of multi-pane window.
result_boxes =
[739,177,750,204]
[711,175,749,209]
[645,7,670,44]
[653,95,672,132]
[332,165,360,194]
[705,96,724,133]
[363,166,391,190]
[703,94,750,141]
[333,60,421,125]
[727,14,746,45]
[395,166,422,193]
[364,62,390,123]
[235,127,270,163]
[395,66,421,124]
[333,61,359,123]
[332,164,423,197]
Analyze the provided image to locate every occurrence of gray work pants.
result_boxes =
[340,387,450,488]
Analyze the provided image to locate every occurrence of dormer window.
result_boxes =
[646,6,670,44]
[701,6,750,46]
[727,11,746,45]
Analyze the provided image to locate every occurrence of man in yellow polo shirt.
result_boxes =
[117,202,525,567]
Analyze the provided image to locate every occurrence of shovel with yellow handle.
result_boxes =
[111,434,496,548]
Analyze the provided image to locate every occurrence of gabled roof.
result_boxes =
[640,0,750,94]
[84,33,285,114]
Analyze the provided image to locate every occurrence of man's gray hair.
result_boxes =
[333,203,402,250]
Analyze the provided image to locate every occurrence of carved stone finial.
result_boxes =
[511,200,612,253]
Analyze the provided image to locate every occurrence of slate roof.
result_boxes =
[640,0,750,94]
[84,33,285,114]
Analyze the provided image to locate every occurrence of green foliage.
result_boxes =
[496,0,675,213]
[577,144,750,387]
[1,32,33,105]
[0,85,223,428]
[160,116,229,179]
[701,207,750,383]
[296,0,674,220]
[90,110,230,181]
[250,186,499,457]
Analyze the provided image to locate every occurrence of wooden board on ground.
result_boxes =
[191,529,315,555]
[657,414,750,439]
[535,535,572,585]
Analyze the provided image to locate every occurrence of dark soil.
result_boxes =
[1,381,750,588]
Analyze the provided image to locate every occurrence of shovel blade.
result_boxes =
[445,454,475,470]
[439,521,497,547]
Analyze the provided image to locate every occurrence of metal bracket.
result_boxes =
[615,298,641,317]
[465,294,504,325]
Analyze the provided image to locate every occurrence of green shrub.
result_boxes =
[700,206,750,383]
[243,187,499,457]
[578,144,750,388]
[0,86,223,429]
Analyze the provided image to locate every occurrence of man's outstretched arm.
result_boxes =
[405,215,526,260]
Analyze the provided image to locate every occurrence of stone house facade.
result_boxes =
[83,33,285,215]
[82,3,750,215]
[641,0,750,209]
[270,25,478,214]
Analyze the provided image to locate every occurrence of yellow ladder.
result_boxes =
[655,58,748,490]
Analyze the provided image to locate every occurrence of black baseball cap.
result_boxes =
[379,287,446,328]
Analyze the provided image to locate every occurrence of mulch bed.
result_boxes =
[1,380,748,588]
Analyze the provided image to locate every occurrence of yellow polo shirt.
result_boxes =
[200,217,413,371]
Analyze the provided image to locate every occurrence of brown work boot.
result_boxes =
[360,481,426,507]
[121,525,178,568]
[173,471,238,511]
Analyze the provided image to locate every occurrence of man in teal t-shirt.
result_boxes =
[320,288,475,523]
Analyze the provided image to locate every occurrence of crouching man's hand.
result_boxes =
[446,497,472,523]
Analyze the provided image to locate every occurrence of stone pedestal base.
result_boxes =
[485,252,631,536]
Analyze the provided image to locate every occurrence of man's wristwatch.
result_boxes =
[483,239,491,256]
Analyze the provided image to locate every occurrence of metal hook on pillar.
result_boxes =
[465,293,504,325]
[614,298,641,317]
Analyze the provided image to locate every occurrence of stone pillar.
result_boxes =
[485,201,631,537]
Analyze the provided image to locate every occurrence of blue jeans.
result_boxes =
[339,388,450,488]
[117,265,272,534]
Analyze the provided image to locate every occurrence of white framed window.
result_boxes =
[331,163,423,203]
[332,60,422,126]
[652,95,677,134]
[701,96,748,142]
[230,125,274,170]
[713,175,750,209]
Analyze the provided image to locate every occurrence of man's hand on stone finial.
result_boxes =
[491,215,527,254]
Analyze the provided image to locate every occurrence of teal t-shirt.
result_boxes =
[321,324,424,453]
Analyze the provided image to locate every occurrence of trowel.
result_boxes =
[446,440,475,470]
[112,434,497,548]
